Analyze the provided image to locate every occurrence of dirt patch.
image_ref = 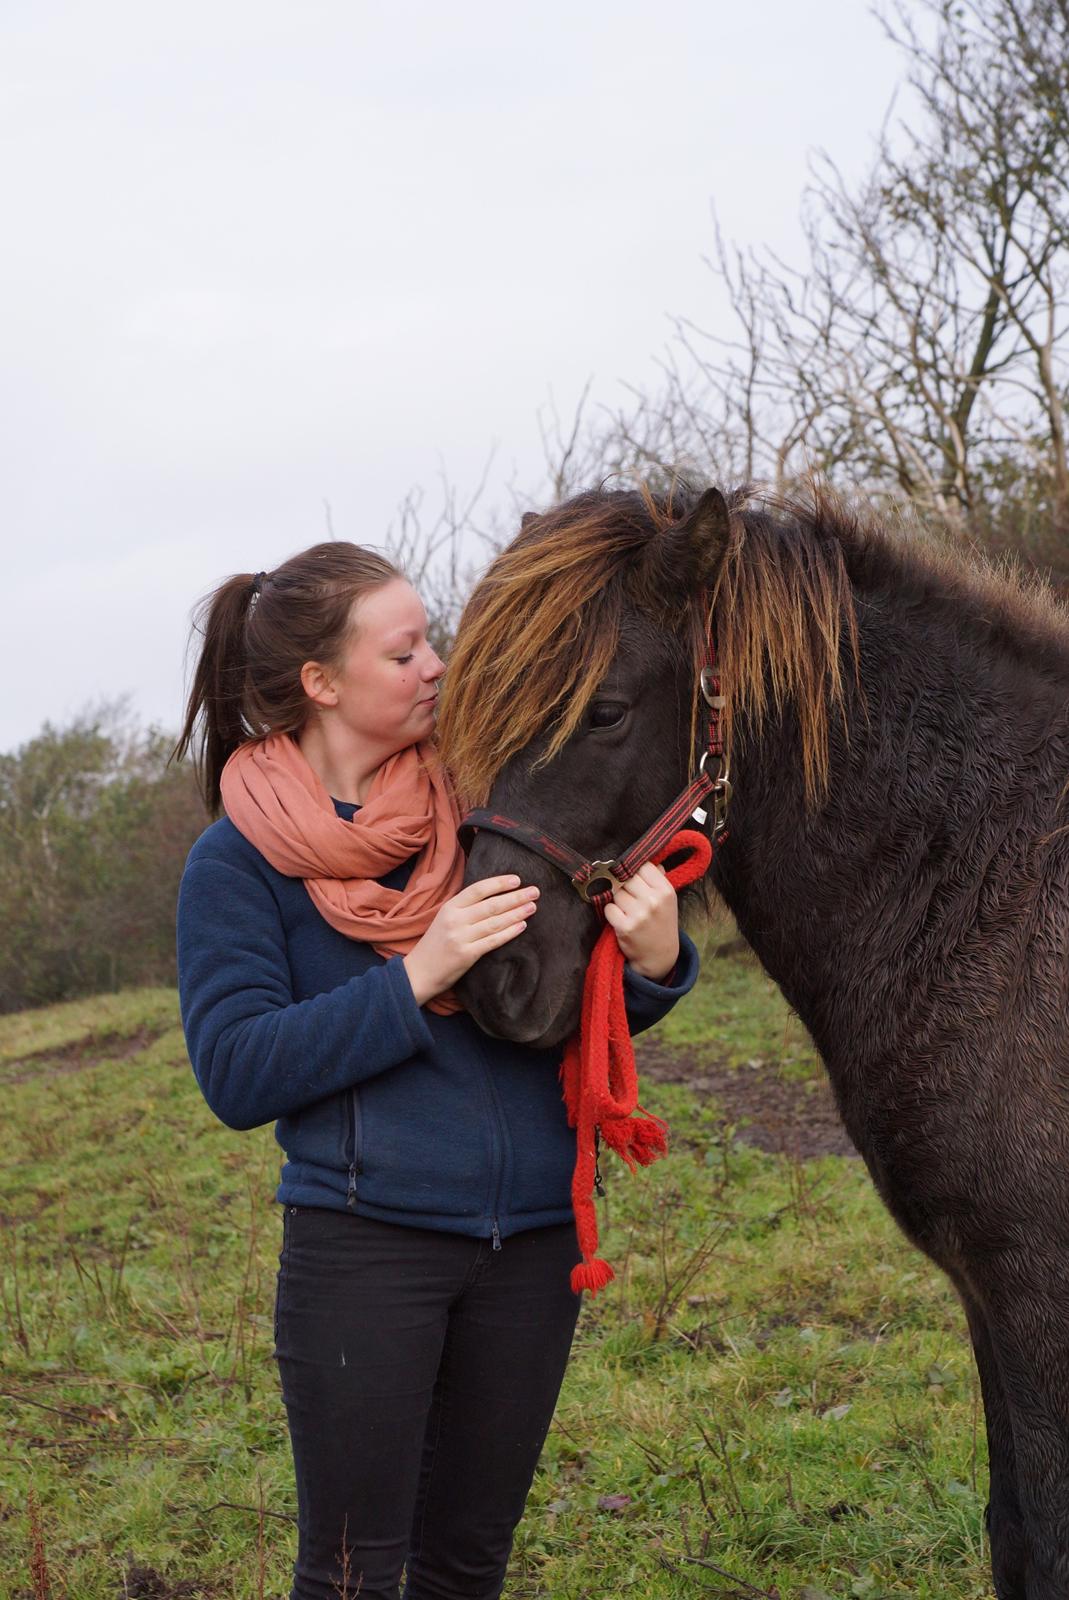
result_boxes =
[636,1038,858,1160]
[115,1562,213,1599]
[2,1025,170,1087]
[11,1564,214,1600]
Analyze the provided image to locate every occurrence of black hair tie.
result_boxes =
[251,571,267,597]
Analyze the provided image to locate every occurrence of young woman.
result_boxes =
[174,541,699,1600]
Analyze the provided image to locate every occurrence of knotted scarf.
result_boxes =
[219,733,466,1015]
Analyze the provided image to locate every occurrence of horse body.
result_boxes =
[732,560,1069,1597]
[721,542,1069,1181]
[438,485,1069,1597]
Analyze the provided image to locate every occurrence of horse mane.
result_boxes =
[436,487,707,807]
[436,481,1069,808]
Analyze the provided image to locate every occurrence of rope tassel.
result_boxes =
[562,828,713,1295]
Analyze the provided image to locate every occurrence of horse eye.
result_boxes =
[588,701,627,730]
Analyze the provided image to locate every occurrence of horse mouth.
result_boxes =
[458,954,582,1049]
[467,1012,572,1048]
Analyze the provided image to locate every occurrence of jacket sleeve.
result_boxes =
[621,928,701,1037]
[177,855,434,1132]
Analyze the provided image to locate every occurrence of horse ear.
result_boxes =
[681,487,730,588]
[520,511,539,530]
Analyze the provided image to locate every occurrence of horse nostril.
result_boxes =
[488,946,544,1016]
[493,952,526,1000]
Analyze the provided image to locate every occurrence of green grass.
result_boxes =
[0,987,177,1069]
[657,933,823,1083]
[0,965,989,1599]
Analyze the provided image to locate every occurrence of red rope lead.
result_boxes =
[560,828,714,1294]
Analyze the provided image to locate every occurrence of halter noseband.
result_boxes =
[457,644,731,908]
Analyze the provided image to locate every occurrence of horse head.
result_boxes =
[436,485,732,1047]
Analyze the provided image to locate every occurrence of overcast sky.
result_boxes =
[2,1,905,753]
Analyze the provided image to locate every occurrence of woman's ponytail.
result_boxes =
[173,543,401,815]
[173,572,263,814]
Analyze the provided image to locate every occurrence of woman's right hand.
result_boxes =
[403,876,539,1005]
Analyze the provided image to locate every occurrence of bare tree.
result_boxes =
[709,1,1069,548]
[543,0,1069,576]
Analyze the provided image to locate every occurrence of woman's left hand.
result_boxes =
[602,861,680,982]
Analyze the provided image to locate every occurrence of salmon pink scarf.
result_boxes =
[219,733,466,1015]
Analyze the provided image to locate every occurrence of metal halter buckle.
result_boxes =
[711,779,732,834]
[700,666,726,709]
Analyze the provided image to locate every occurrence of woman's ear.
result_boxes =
[300,659,339,709]
[681,487,731,589]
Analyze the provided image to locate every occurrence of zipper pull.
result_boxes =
[491,1220,501,1251]
[346,1164,357,1209]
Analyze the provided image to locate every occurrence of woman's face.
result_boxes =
[315,578,445,751]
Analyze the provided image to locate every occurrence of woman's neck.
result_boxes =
[296,720,402,805]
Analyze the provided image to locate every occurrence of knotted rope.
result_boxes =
[561,828,713,1294]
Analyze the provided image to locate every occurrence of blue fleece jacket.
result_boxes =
[176,802,699,1241]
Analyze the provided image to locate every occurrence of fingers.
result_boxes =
[465,885,539,926]
[445,882,538,966]
[469,899,538,937]
[610,862,674,912]
[469,916,532,956]
[451,878,540,920]
[632,861,672,896]
[604,863,680,980]
[450,874,524,906]
[637,860,670,888]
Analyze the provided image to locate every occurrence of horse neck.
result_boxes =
[712,559,1069,1058]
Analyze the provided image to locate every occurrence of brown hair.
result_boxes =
[436,484,857,810]
[436,488,710,806]
[173,541,401,813]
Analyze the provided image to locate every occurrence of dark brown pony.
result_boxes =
[436,484,1069,1600]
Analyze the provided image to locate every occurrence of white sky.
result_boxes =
[1,1,904,753]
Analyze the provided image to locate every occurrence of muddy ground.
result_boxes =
[636,1038,858,1161]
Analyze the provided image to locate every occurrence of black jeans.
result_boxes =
[273,1206,581,1600]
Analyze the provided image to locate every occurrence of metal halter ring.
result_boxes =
[575,861,626,902]
[699,749,731,784]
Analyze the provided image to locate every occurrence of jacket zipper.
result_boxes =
[346,1086,362,1210]
[473,1037,508,1250]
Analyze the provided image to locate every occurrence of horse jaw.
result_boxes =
[455,828,601,1046]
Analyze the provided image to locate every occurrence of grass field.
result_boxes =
[0,953,990,1599]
